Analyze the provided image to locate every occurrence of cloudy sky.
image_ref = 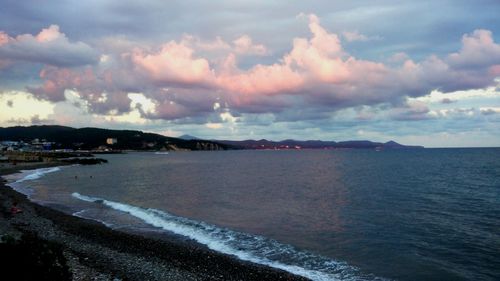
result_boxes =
[1,0,499,147]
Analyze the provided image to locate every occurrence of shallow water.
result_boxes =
[5,149,500,281]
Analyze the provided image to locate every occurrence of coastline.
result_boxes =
[0,162,310,281]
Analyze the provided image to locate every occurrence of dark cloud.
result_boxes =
[480,108,500,116]
[6,117,29,125]
[5,115,53,126]
[1,1,498,58]
[30,114,53,124]
[441,98,455,104]
[389,102,434,121]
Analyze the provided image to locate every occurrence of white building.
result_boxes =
[106,138,118,145]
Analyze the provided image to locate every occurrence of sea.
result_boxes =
[4,149,500,281]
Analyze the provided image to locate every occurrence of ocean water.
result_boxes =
[4,149,500,281]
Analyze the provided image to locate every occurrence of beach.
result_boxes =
[0,162,309,281]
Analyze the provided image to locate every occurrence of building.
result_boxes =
[106,138,117,145]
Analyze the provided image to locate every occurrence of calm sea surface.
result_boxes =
[5,149,500,281]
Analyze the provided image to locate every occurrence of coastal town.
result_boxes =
[0,136,116,166]
[0,126,228,156]
[0,137,118,153]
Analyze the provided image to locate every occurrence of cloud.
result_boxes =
[0,2,498,147]
[27,65,133,115]
[30,114,53,124]
[215,53,304,96]
[18,15,500,125]
[0,25,99,67]
[388,52,410,63]
[440,98,455,104]
[131,41,215,86]
[233,35,267,55]
[447,29,500,69]
[480,107,500,115]
[0,59,11,69]
[341,31,381,42]
[6,117,30,125]
[389,100,433,121]
[5,114,53,125]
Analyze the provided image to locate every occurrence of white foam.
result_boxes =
[71,192,376,281]
[73,209,114,227]
[14,167,61,183]
[3,166,62,197]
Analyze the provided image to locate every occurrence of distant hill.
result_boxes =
[0,125,229,151]
[216,139,423,150]
[0,126,423,151]
[178,134,202,140]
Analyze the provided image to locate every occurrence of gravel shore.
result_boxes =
[0,162,310,281]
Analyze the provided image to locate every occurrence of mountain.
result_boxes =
[0,125,229,151]
[216,139,423,150]
[0,125,423,151]
[178,134,202,140]
[217,139,337,149]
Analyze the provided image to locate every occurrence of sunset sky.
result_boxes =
[1,1,499,147]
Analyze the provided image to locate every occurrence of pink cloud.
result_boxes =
[0,32,10,45]
[22,15,500,122]
[36,25,62,42]
[131,41,214,86]
[217,58,304,95]
[28,67,78,101]
[216,14,380,95]
[448,29,500,68]
[28,65,132,114]
[307,14,343,56]
[489,65,500,77]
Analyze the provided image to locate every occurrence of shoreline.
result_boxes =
[0,162,310,281]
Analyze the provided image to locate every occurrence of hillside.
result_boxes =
[216,139,423,150]
[0,126,229,151]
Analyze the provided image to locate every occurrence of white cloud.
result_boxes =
[0,25,98,67]
[0,91,54,126]
[205,122,222,129]
[414,86,500,104]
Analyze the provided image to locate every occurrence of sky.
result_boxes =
[0,0,499,147]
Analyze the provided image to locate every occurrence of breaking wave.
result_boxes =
[72,192,385,281]
[14,167,61,183]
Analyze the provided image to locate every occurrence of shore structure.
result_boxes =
[0,161,309,281]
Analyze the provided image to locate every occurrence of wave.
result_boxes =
[73,209,114,228]
[13,167,61,183]
[4,166,62,197]
[72,192,382,281]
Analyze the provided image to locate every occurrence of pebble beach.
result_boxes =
[0,162,309,281]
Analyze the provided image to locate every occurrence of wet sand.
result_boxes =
[0,162,309,281]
